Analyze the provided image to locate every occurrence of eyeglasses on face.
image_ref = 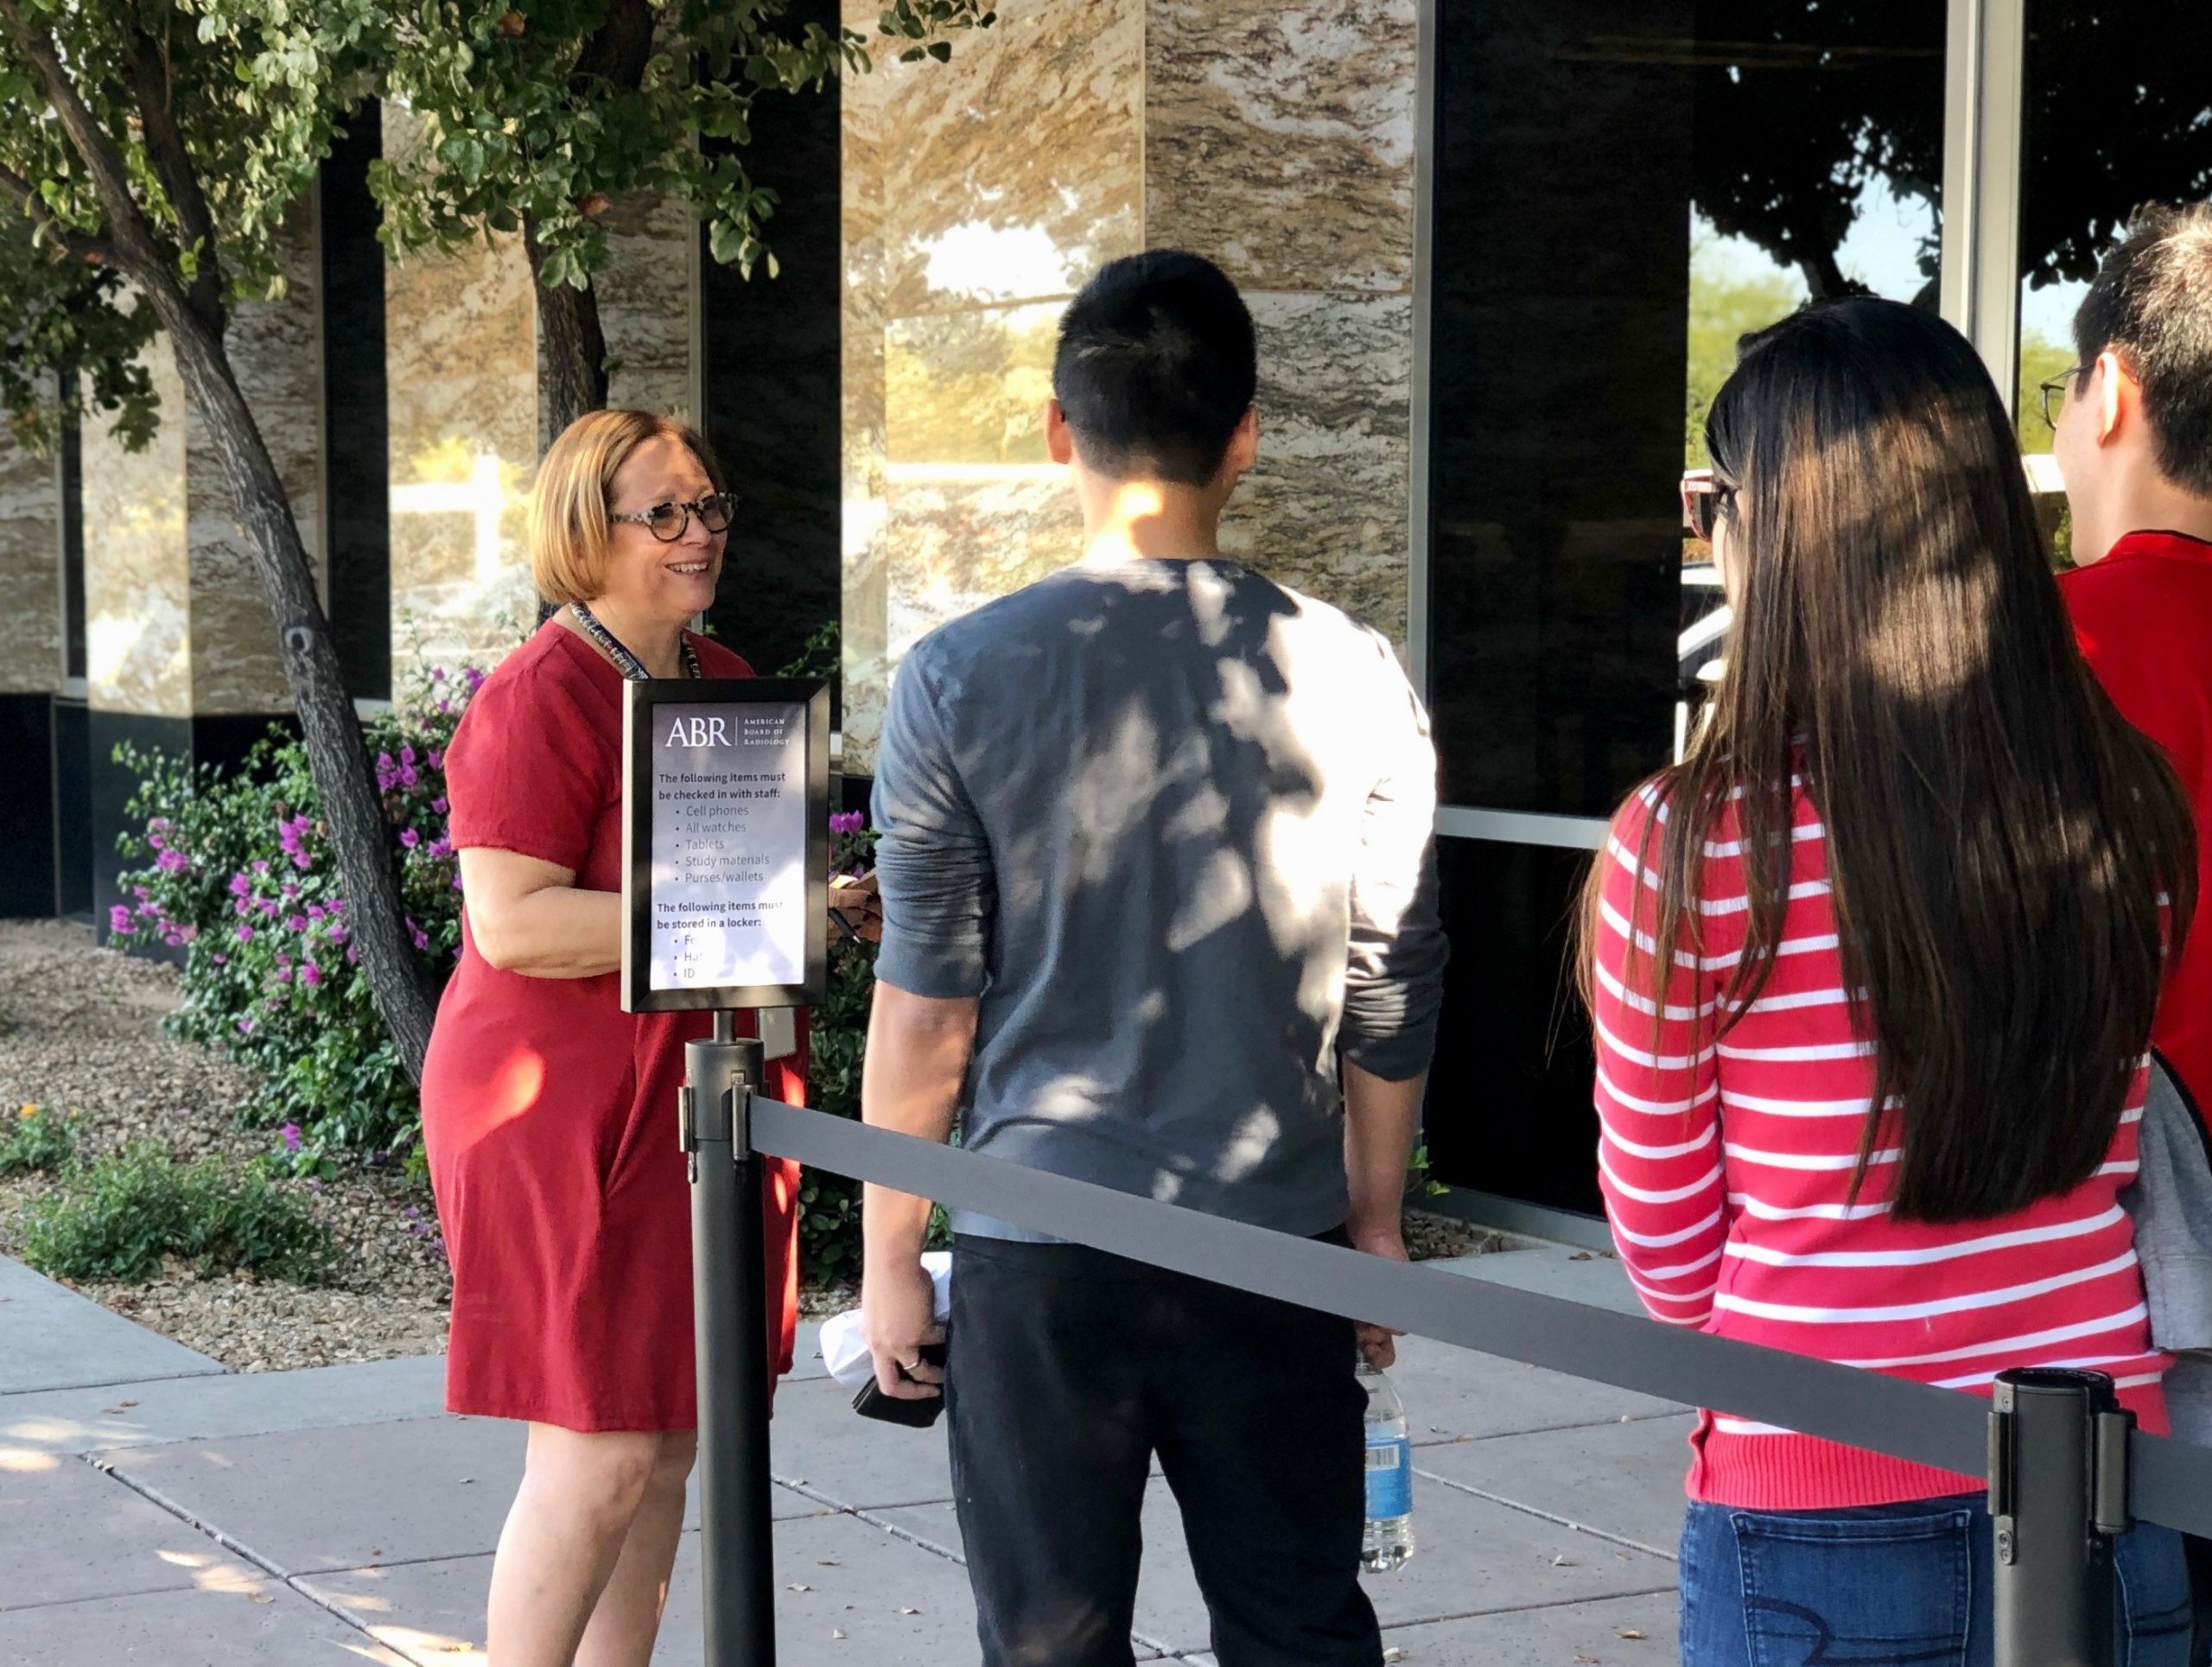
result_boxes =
[2039,366,2088,431]
[1681,470,1737,544]
[609,492,738,542]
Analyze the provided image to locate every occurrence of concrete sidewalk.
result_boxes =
[0,1245,1690,1664]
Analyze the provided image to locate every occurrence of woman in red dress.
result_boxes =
[421,409,803,1666]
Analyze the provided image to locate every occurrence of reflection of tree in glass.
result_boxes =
[1688,3,1946,305]
[1681,0,2212,474]
[1686,231,1807,466]
[2015,328,2075,457]
[1685,3,2212,310]
[2018,5,2212,296]
[884,307,1058,465]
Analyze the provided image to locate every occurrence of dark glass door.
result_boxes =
[1424,0,1948,1212]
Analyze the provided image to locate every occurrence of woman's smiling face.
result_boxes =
[594,433,726,623]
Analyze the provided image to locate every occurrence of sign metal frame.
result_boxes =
[620,677,831,1015]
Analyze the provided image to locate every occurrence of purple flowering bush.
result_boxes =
[110,663,482,1171]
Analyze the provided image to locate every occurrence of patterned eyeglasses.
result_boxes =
[610,492,738,542]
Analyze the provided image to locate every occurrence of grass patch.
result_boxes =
[0,1104,79,1175]
[18,1143,332,1284]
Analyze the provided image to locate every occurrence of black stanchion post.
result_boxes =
[683,1011,777,1667]
[1988,1368,2133,1667]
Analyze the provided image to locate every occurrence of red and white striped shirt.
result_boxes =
[1592,783,2166,1511]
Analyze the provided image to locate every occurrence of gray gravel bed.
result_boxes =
[0,919,450,1371]
[0,920,1504,1374]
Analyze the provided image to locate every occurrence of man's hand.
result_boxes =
[862,1253,945,1400]
[1342,1058,1426,1371]
[1348,1220,1409,1369]
[860,983,974,1400]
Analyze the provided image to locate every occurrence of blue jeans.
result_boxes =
[1680,1493,2194,1666]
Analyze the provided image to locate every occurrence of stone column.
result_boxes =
[838,0,1145,770]
[79,204,325,936]
[1145,0,1420,646]
[0,423,65,916]
[833,1,1419,773]
[384,101,702,685]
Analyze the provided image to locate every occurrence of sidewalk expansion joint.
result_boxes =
[1409,1409,1687,1450]
[1368,1582,1683,1632]
[771,1473,1232,1664]
[78,1452,419,1660]
[1412,1465,1680,1561]
[81,1454,296,1585]
[0,1577,236,1617]
[1,1366,230,1398]
[774,1471,963,1566]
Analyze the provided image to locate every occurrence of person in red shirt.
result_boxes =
[2051,200,2212,1122]
[422,410,805,1667]
[2050,199,2212,1667]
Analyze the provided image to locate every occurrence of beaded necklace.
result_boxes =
[569,601,702,681]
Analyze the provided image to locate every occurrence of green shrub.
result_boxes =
[18,1145,332,1283]
[795,815,884,1288]
[1,1104,79,1175]
[107,659,478,1166]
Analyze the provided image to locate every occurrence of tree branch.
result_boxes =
[0,159,127,268]
[119,3,223,329]
[572,0,656,96]
[0,0,175,281]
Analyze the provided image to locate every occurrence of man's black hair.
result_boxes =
[2074,200,2212,495]
[1052,251,1257,489]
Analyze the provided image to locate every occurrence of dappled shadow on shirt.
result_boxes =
[873,556,1445,1228]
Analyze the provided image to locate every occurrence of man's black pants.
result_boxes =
[944,1232,1383,1667]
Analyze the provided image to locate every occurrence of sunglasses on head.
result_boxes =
[1681,470,1737,544]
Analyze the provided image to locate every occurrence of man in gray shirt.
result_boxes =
[861,250,1447,1667]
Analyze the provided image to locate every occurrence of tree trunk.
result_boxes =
[522,0,652,447]
[154,291,440,1083]
[525,219,612,449]
[1798,245,1867,304]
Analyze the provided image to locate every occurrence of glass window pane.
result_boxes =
[2017,2,2212,564]
[1427,3,1947,814]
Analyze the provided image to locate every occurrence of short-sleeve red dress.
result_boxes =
[421,618,804,1432]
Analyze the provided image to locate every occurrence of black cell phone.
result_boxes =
[850,1339,947,1428]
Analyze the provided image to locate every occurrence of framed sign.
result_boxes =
[620,678,831,1013]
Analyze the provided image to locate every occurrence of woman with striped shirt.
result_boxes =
[1585,298,2199,1664]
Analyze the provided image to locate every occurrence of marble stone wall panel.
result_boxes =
[82,341,190,717]
[0,430,62,693]
[842,0,1143,324]
[187,205,323,714]
[882,462,1082,665]
[385,105,541,682]
[1146,0,1417,295]
[1223,291,1412,643]
[595,188,699,424]
[841,0,1144,770]
[885,302,1061,467]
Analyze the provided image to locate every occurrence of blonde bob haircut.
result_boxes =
[529,408,727,607]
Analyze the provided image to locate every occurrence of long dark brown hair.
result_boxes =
[1582,298,2196,1224]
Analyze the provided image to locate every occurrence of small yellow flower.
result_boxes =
[17,1103,36,1120]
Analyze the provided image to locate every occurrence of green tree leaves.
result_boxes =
[0,0,382,446]
[375,0,995,289]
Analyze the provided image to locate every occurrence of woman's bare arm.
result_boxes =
[457,847,622,978]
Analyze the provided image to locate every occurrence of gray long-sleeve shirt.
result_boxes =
[870,557,1447,1242]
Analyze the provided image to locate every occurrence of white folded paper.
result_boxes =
[818,1250,954,1390]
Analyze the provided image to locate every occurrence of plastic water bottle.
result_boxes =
[1358,1356,1414,1571]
